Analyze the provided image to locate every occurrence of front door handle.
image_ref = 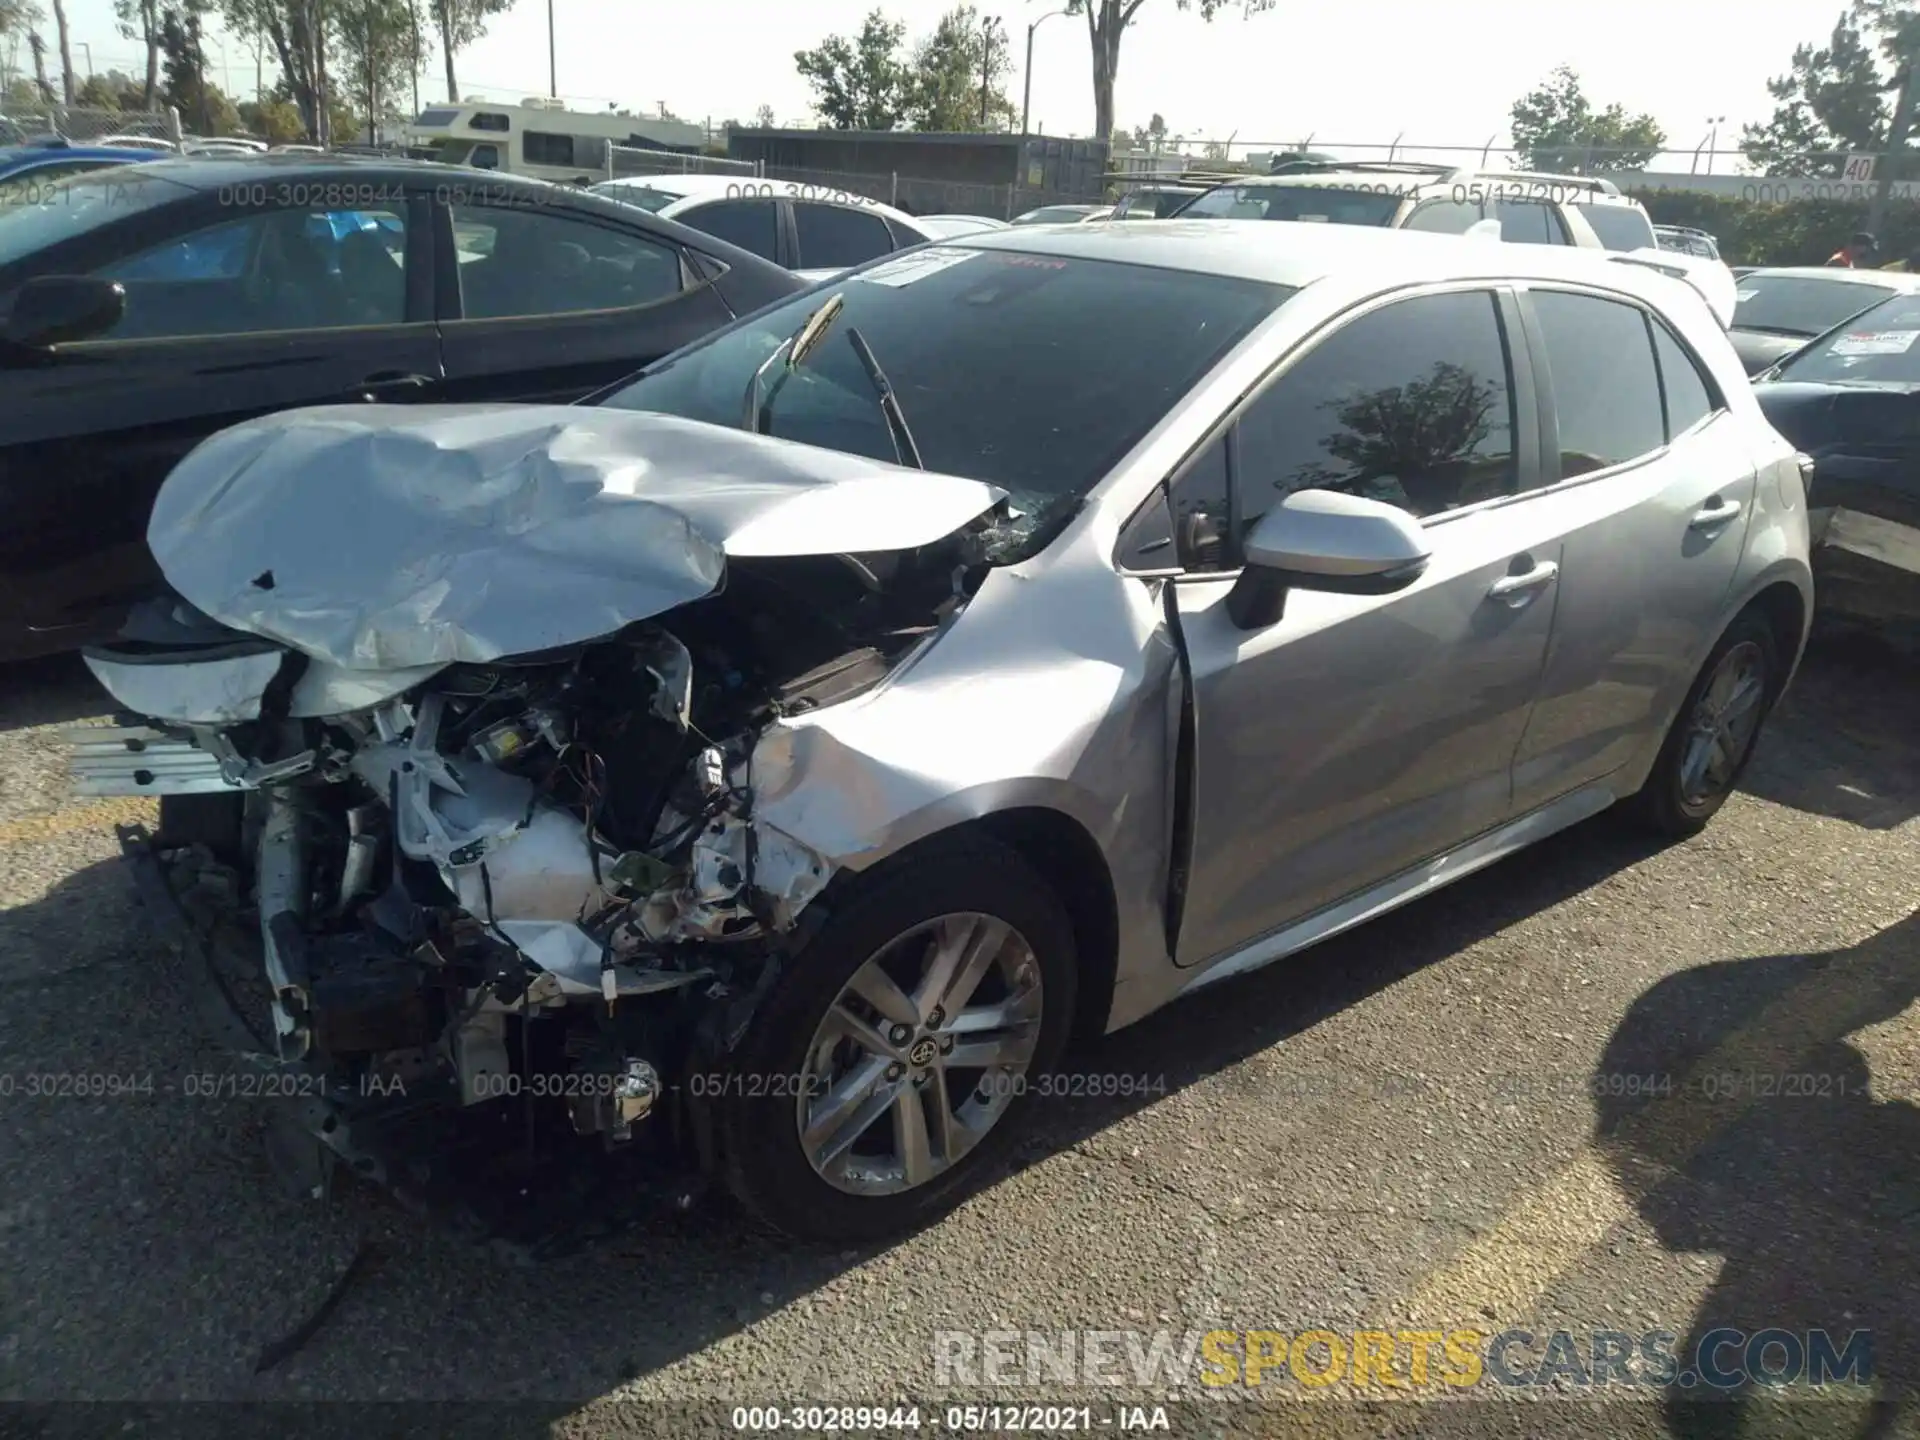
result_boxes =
[1487,560,1559,603]
[357,372,433,402]
[1689,496,1744,530]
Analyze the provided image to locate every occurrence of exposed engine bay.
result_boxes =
[74,529,1014,1249]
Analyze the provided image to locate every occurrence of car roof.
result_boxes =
[85,152,562,191]
[943,218,1715,296]
[1209,168,1640,206]
[0,144,166,166]
[1740,265,1920,287]
[606,174,924,228]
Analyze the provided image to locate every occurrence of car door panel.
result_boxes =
[0,194,441,648]
[1169,284,1560,967]
[1507,290,1757,810]
[433,198,736,404]
[1174,509,1563,967]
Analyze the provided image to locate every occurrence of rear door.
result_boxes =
[663,196,787,268]
[0,191,439,645]
[1508,286,1757,810]
[790,200,901,271]
[432,196,737,404]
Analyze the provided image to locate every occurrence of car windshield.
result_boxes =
[598,246,1294,556]
[1733,275,1896,337]
[1775,292,1920,384]
[0,166,189,271]
[593,182,678,213]
[1178,182,1403,226]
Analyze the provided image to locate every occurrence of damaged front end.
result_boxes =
[67,404,1017,1250]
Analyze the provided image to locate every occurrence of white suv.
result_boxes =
[1177,161,1734,324]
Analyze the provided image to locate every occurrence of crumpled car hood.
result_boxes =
[150,404,1004,670]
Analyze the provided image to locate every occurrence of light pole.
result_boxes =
[1705,115,1725,176]
[548,0,557,98]
[1020,5,1067,137]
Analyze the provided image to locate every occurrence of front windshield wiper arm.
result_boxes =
[740,292,846,435]
[844,326,924,470]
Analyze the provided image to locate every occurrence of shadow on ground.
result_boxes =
[0,631,1915,1435]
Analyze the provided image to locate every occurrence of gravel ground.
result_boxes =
[1,633,1917,1440]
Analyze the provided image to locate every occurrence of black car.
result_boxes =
[1752,288,1920,628]
[1725,266,1920,376]
[0,155,807,661]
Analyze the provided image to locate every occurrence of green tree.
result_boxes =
[905,5,1013,131]
[1129,112,1167,151]
[111,0,162,105]
[429,0,503,104]
[1508,65,1666,173]
[237,93,305,140]
[795,9,909,130]
[331,0,417,140]
[1066,0,1273,147]
[1742,15,1889,175]
[753,101,777,128]
[221,0,334,145]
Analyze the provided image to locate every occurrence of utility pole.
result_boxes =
[408,0,420,119]
[366,1,377,144]
[547,0,557,98]
[980,15,1001,129]
[1020,8,1066,138]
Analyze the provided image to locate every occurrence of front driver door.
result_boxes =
[1172,286,1565,967]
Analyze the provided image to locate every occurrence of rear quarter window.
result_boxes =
[1575,202,1657,252]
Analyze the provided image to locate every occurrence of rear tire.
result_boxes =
[714,836,1076,1243]
[1624,611,1779,838]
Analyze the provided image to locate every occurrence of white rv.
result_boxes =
[403,98,705,184]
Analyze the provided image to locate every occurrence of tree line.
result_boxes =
[0,0,514,145]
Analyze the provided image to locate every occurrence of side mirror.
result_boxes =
[1226,489,1431,629]
[2,275,126,348]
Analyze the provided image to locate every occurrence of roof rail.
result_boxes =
[1261,158,1456,177]
[1479,168,1622,196]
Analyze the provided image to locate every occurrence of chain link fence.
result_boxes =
[0,104,180,145]
[606,144,760,182]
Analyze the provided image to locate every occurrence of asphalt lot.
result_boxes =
[2,630,1918,1439]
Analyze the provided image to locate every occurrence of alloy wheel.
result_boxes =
[1678,639,1768,808]
[796,911,1044,1197]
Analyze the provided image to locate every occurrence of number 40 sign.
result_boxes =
[1843,154,1878,183]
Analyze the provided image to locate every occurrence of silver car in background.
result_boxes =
[72,223,1811,1246]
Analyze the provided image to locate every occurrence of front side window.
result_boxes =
[792,202,895,269]
[451,203,682,319]
[599,249,1294,559]
[1231,289,1518,532]
[1576,202,1657,252]
[0,167,189,273]
[1530,290,1665,475]
[1403,198,1486,234]
[1180,182,1404,227]
[674,198,780,260]
[87,207,409,339]
[1775,292,1920,385]
[1494,199,1566,245]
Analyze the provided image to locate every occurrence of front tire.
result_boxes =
[715,836,1076,1243]
[1624,611,1780,837]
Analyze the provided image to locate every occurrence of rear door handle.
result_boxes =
[1689,497,1744,530]
[357,372,433,401]
[1487,560,1559,603]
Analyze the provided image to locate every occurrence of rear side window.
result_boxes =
[1651,321,1719,439]
[1494,200,1566,245]
[1232,289,1518,527]
[1576,202,1657,252]
[1531,290,1665,475]
[677,198,780,261]
[1181,183,1403,226]
[792,202,895,269]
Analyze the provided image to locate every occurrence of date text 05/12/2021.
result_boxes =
[729,1405,1172,1431]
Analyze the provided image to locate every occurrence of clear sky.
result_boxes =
[44,0,1850,168]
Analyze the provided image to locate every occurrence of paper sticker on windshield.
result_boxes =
[857,247,979,287]
[1830,329,1920,355]
[1735,287,1758,300]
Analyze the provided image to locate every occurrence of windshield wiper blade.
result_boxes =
[740,292,846,435]
[844,326,924,470]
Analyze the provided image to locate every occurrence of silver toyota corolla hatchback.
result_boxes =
[71,222,1812,1245]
